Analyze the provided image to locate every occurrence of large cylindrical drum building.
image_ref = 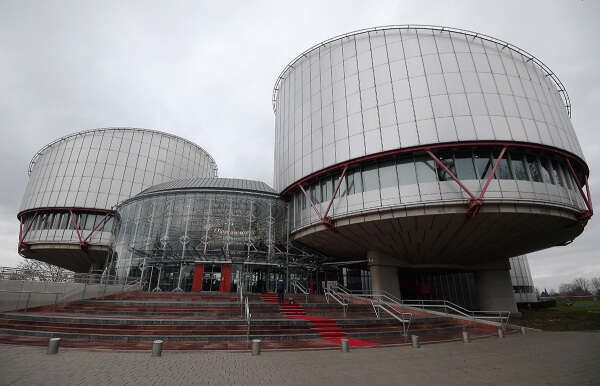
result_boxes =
[18,128,218,272]
[112,178,288,292]
[273,26,592,311]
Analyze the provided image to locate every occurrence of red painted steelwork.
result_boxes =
[18,207,115,251]
[425,150,477,200]
[191,264,204,292]
[279,141,589,196]
[82,212,112,244]
[299,184,322,219]
[69,209,85,248]
[322,166,348,230]
[565,158,593,220]
[220,263,232,292]
[283,142,592,226]
[18,212,39,246]
[465,146,509,217]
[18,206,113,218]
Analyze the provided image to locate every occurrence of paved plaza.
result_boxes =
[1,331,599,385]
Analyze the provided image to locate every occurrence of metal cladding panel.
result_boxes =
[138,177,277,197]
[273,27,583,193]
[20,128,218,212]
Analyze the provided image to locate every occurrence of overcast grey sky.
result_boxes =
[0,0,598,291]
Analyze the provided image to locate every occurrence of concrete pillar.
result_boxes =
[475,269,518,313]
[367,251,400,298]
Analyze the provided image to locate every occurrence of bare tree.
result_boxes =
[591,277,600,296]
[558,278,592,296]
[13,259,72,282]
[573,277,591,294]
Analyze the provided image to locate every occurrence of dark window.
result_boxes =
[494,152,512,180]
[539,157,554,184]
[321,178,332,202]
[310,184,321,203]
[559,161,573,189]
[346,169,362,194]
[379,161,398,189]
[551,160,564,187]
[474,151,494,180]
[397,158,417,185]
[526,155,543,182]
[509,152,529,181]
[455,151,477,180]
[435,152,456,182]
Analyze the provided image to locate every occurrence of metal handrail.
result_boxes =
[291,280,309,295]
[244,297,251,337]
[324,288,348,315]
[371,300,412,336]
[401,299,511,328]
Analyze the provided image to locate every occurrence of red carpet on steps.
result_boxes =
[260,293,376,348]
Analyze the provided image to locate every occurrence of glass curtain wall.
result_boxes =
[290,147,585,229]
[112,191,288,283]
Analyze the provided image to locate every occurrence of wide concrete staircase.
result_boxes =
[0,291,500,350]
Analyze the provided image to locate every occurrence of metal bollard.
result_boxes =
[411,335,420,348]
[462,330,470,343]
[152,340,163,357]
[520,326,527,336]
[341,338,349,352]
[47,338,61,354]
[251,339,261,356]
[497,328,504,338]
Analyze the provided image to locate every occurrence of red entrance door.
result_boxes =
[220,263,232,292]
[191,264,204,292]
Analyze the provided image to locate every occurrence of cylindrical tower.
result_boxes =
[112,177,287,292]
[273,26,592,309]
[17,128,218,272]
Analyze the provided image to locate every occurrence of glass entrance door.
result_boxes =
[202,263,221,291]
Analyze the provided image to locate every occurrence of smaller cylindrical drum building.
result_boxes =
[17,128,218,272]
[112,178,289,293]
[273,26,592,311]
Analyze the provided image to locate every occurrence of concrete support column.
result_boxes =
[367,251,400,298]
[475,269,518,313]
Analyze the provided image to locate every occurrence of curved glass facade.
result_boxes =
[17,127,219,272]
[289,146,587,231]
[112,181,288,282]
[273,27,583,192]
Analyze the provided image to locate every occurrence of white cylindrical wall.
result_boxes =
[273,27,583,193]
[20,128,218,212]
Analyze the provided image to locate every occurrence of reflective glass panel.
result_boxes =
[397,158,417,185]
[509,152,529,181]
[379,161,398,188]
[415,156,437,183]
[435,152,456,181]
[455,151,477,180]
[526,155,543,182]
[362,164,379,192]
[474,151,494,180]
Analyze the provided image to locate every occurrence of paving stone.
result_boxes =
[0,331,599,385]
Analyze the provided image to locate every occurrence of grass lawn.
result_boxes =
[515,299,600,331]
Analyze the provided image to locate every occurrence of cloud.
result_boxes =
[1,0,598,289]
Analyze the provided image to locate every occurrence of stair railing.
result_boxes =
[290,280,309,303]
[401,299,511,329]
[244,296,251,337]
[324,287,348,316]
[371,300,412,336]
